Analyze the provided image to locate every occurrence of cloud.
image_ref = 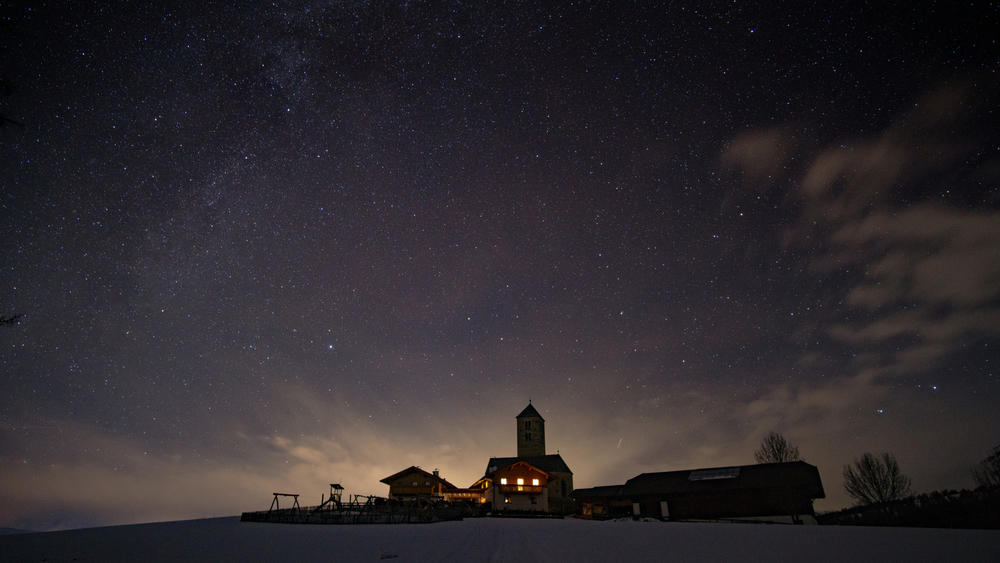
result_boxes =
[0,409,487,530]
[715,80,1000,507]
[834,206,1000,308]
[0,424,274,530]
[720,126,799,189]
[784,82,1000,375]
[797,84,980,220]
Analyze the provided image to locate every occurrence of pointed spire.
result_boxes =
[516,402,544,420]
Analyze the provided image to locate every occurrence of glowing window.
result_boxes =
[500,478,507,485]
[412,481,418,486]
[517,478,524,485]
[532,479,539,486]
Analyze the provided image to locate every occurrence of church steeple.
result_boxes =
[516,401,545,457]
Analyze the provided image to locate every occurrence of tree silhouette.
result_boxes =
[843,452,912,506]
[1,314,22,326]
[754,431,801,464]
[971,444,1000,489]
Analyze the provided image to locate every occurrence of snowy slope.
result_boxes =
[2,516,999,562]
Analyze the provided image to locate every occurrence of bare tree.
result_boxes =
[754,431,801,464]
[843,452,912,506]
[972,444,1000,489]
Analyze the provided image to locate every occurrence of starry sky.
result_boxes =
[2,0,998,530]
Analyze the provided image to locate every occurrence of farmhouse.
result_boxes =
[572,461,825,524]
[481,459,552,512]
[380,466,457,501]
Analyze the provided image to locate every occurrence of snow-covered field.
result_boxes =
[2,516,999,562]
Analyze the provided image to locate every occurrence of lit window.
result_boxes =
[412,481,418,486]
[504,496,511,504]
[517,478,524,485]
[425,481,431,486]
[500,478,507,485]
[532,479,539,486]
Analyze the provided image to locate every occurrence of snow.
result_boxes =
[2,516,999,562]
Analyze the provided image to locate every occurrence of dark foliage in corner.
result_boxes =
[972,445,1000,489]
[817,487,1000,529]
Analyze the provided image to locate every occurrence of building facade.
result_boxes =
[486,460,551,512]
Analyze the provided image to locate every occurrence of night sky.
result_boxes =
[2,1,998,530]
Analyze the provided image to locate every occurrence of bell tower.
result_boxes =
[516,401,545,457]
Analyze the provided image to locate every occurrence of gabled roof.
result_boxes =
[494,460,552,480]
[570,485,624,499]
[516,402,544,420]
[619,461,825,499]
[379,465,458,489]
[485,454,572,476]
[469,476,491,489]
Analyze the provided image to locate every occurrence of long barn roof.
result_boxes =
[620,461,825,499]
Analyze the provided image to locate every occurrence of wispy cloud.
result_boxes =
[717,81,1000,506]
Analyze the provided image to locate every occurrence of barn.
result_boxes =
[572,461,825,524]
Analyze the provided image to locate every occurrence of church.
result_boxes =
[482,402,575,514]
[380,402,575,515]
